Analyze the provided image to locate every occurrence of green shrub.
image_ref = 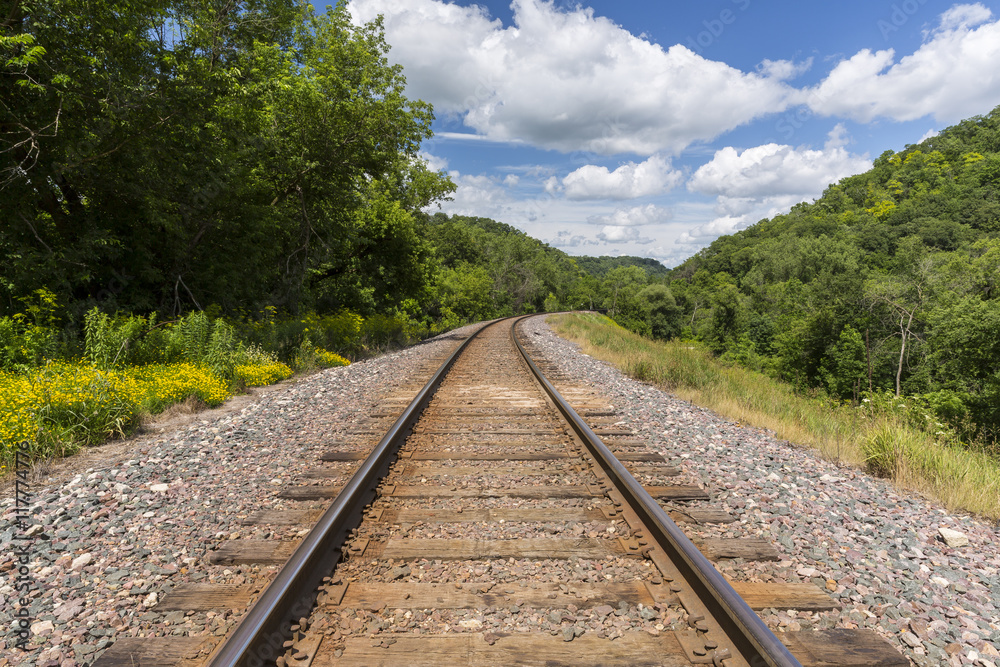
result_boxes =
[292,339,351,372]
[0,316,61,371]
[862,423,910,478]
[360,313,407,352]
[83,308,165,368]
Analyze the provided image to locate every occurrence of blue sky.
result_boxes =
[321,1,1000,266]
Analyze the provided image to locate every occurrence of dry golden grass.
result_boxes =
[550,312,1000,520]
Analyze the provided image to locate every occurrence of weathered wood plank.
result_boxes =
[643,485,710,501]
[667,508,735,524]
[384,485,599,499]
[416,428,566,436]
[319,451,368,462]
[730,582,840,611]
[314,633,690,666]
[409,451,571,461]
[379,537,622,560]
[421,408,546,416]
[419,401,543,408]
[622,464,681,476]
[300,469,344,479]
[208,540,297,565]
[382,508,607,524]
[695,538,781,562]
[241,509,323,525]
[92,637,217,667]
[159,583,254,611]
[328,581,659,610]
[782,629,908,666]
[277,485,343,500]
[612,452,667,462]
[400,465,577,476]
[421,418,563,427]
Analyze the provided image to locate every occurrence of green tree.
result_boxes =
[864,241,932,396]
[637,284,682,340]
[436,263,493,323]
[820,326,867,400]
[1,0,451,319]
[602,265,647,318]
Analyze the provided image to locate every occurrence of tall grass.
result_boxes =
[550,313,1000,519]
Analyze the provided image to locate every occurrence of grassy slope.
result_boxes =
[550,313,1000,520]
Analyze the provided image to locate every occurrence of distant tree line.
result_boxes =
[410,213,676,334]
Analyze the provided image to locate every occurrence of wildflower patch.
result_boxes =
[0,360,287,468]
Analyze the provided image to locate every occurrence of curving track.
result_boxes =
[94,317,906,667]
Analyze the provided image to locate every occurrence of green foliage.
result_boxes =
[553,312,1000,519]
[573,256,670,279]
[83,308,162,369]
[418,213,595,325]
[862,423,913,478]
[636,284,681,338]
[2,0,452,321]
[437,263,494,322]
[0,316,60,371]
[667,105,1000,443]
[292,340,351,372]
[820,326,867,400]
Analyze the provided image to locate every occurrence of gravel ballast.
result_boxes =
[0,325,479,666]
[523,315,1000,667]
[3,316,999,666]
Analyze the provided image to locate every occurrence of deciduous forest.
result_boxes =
[665,109,1000,442]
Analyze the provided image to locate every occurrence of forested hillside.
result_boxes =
[573,255,671,279]
[666,107,1000,440]
[416,212,670,328]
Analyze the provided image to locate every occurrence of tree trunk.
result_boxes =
[894,310,914,397]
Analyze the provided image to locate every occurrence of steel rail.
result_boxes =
[512,315,802,667]
[206,322,490,667]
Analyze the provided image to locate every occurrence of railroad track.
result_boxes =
[93,317,906,666]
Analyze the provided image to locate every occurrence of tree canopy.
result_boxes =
[1,0,452,319]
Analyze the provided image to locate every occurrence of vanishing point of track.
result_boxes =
[94,317,906,667]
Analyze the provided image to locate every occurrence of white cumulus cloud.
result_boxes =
[937,3,994,32]
[419,152,449,172]
[682,126,870,247]
[349,0,797,155]
[438,173,514,218]
[597,226,654,244]
[758,58,813,81]
[677,215,750,244]
[587,204,673,227]
[806,4,1000,123]
[562,156,682,200]
[687,126,871,199]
